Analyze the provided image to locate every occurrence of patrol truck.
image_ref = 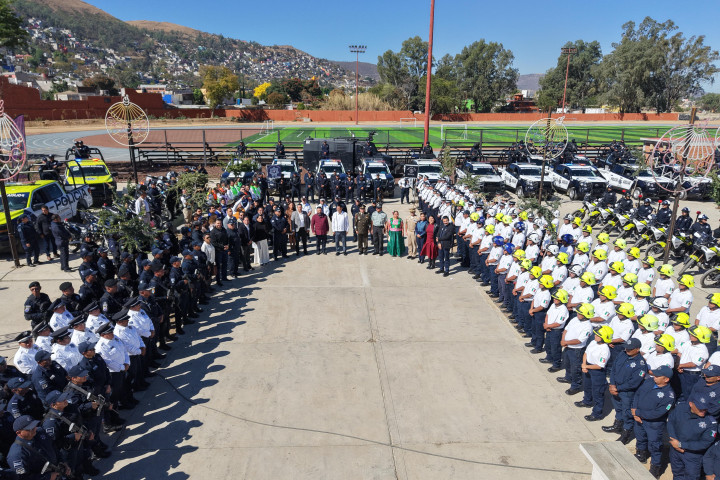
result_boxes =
[548,163,608,200]
[501,163,553,198]
[267,159,300,192]
[315,159,347,180]
[0,180,92,252]
[596,161,676,199]
[63,157,117,206]
[360,159,395,197]
[411,159,443,184]
[455,161,505,194]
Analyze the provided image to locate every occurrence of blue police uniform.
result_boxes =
[608,348,646,432]
[632,375,675,466]
[7,427,58,478]
[667,399,717,479]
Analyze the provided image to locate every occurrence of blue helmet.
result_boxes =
[477,216,485,224]
[514,221,525,232]
[493,235,504,246]
[503,243,515,254]
[561,234,574,245]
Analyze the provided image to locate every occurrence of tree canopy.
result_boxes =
[0,0,27,50]
[200,66,239,111]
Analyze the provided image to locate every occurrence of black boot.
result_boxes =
[601,419,623,434]
[649,464,662,478]
[618,428,634,445]
[634,449,649,463]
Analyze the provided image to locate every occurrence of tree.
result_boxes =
[266,92,288,108]
[537,40,603,111]
[699,93,720,112]
[200,65,239,112]
[82,75,119,95]
[193,88,205,105]
[253,82,271,100]
[376,36,433,110]
[453,40,518,112]
[418,76,460,114]
[0,0,27,50]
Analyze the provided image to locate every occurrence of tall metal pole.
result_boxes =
[560,47,577,114]
[126,122,138,184]
[537,110,552,202]
[349,45,366,126]
[423,0,436,145]
[663,106,697,264]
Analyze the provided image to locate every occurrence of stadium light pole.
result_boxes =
[423,0,435,145]
[560,47,577,114]
[349,45,366,125]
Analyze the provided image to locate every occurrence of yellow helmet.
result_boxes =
[593,325,614,343]
[530,266,542,278]
[577,303,595,319]
[599,285,617,300]
[577,242,590,253]
[638,314,660,332]
[556,252,569,265]
[519,211,529,221]
[495,212,504,221]
[539,275,554,289]
[470,212,480,221]
[598,232,610,244]
[655,334,675,352]
[573,217,582,226]
[581,271,596,285]
[659,264,674,276]
[672,312,691,328]
[623,273,638,286]
[502,215,512,224]
[552,289,569,304]
[710,293,720,308]
[644,256,656,266]
[592,249,607,261]
[616,302,635,318]
[583,224,592,233]
[633,282,652,297]
[521,259,533,270]
[614,238,627,249]
[628,247,641,259]
[485,225,495,234]
[689,325,712,344]
[679,274,695,289]
[513,249,526,259]
[610,261,625,274]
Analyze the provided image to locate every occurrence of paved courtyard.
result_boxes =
[0,196,717,479]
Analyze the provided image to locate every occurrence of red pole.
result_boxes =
[355,51,359,125]
[561,51,571,114]
[423,0,435,145]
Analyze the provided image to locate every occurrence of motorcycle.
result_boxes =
[701,266,720,289]
[678,233,720,276]
[617,213,654,243]
[647,230,694,262]
[599,208,635,237]
[636,223,668,251]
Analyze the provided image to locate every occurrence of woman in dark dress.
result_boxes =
[419,215,438,269]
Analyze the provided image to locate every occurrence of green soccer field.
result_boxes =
[241,125,675,149]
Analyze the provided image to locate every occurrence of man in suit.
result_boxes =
[436,216,455,277]
[291,204,310,256]
[237,216,254,272]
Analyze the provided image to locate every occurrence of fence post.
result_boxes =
[203,130,207,168]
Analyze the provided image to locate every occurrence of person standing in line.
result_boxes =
[291,204,310,256]
[371,204,388,255]
[50,214,72,272]
[405,208,419,260]
[415,212,428,263]
[18,215,40,267]
[252,212,270,266]
[398,177,410,204]
[435,216,454,277]
[331,204,349,255]
[238,216,255,271]
[386,211,405,257]
[35,205,57,262]
[311,206,330,255]
[354,204,371,255]
[209,219,229,284]
[270,206,290,261]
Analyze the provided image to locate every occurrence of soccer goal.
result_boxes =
[260,120,275,134]
[441,124,468,141]
[399,118,418,128]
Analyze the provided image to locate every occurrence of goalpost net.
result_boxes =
[260,120,275,134]
[441,124,468,142]
[399,118,418,128]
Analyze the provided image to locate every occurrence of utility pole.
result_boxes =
[423,0,436,145]
[560,47,577,114]
[349,45,366,126]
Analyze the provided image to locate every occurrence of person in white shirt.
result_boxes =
[667,275,694,316]
[666,313,691,354]
[695,294,720,354]
[134,189,151,224]
[601,262,625,293]
[95,322,131,407]
[201,232,216,266]
[540,246,558,275]
[637,257,656,286]
[632,314,660,358]
[528,275,554,353]
[569,220,582,242]
[631,283,652,321]
[591,285,618,326]
[579,324,613,421]
[624,248,641,276]
[648,297,671,332]
[503,250,524,312]
[518,267,541,337]
[48,300,73,332]
[646,334,675,371]
[542,288,570,371]
[485,237,504,295]
[511,222,526,251]
[113,312,147,393]
[84,302,110,334]
[571,242,590,271]
[556,216,574,241]
[608,303,636,362]
[50,327,83,372]
[615,274,637,306]
[32,322,53,353]
[578,225,594,251]
[69,314,98,347]
[652,265,675,299]
[511,260,532,325]
[677,325,712,399]
[332,205,350,255]
[495,245,515,307]
[607,239,626,266]
[552,253,569,286]
[586,249,609,284]
[595,232,612,254]
[12,331,39,375]
[568,272,596,311]
[524,234,540,264]
[559,303,595,394]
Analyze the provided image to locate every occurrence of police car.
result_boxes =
[315,159,347,180]
[455,161,505,194]
[501,163,553,198]
[361,160,395,197]
[597,161,676,199]
[63,158,117,206]
[0,180,92,252]
[548,163,608,200]
[267,159,299,192]
[411,159,443,184]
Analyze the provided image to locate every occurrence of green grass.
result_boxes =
[240,125,675,149]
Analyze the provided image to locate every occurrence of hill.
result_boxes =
[330,61,380,81]
[126,20,204,38]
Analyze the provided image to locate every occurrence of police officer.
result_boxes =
[7,415,66,479]
[57,282,82,316]
[275,140,285,158]
[655,200,672,226]
[290,172,301,203]
[320,140,330,159]
[31,350,68,407]
[676,207,693,233]
[691,214,712,237]
[603,337,647,443]
[616,192,633,214]
[96,247,115,283]
[667,390,718,479]
[270,206,289,260]
[304,170,316,202]
[78,270,103,310]
[24,282,51,326]
[226,219,242,278]
[169,256,192,335]
[99,279,123,320]
[148,263,177,344]
[7,377,44,420]
[17,214,40,267]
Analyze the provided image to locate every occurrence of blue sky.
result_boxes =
[89,0,720,91]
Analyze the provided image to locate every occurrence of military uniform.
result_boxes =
[354,210,371,255]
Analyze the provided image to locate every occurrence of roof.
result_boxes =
[68,157,107,166]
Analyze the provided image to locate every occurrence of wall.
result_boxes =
[1,78,679,122]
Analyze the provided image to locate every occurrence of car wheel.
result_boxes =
[516,186,524,198]
[568,187,577,200]
[632,188,642,200]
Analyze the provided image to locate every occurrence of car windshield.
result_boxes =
[418,165,442,174]
[68,165,109,177]
[517,167,542,176]
[366,165,389,174]
[636,169,653,178]
[0,192,29,212]
[280,165,297,173]
[570,169,599,178]
[321,165,344,174]
[469,164,496,175]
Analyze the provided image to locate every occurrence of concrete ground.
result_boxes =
[2,195,717,479]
